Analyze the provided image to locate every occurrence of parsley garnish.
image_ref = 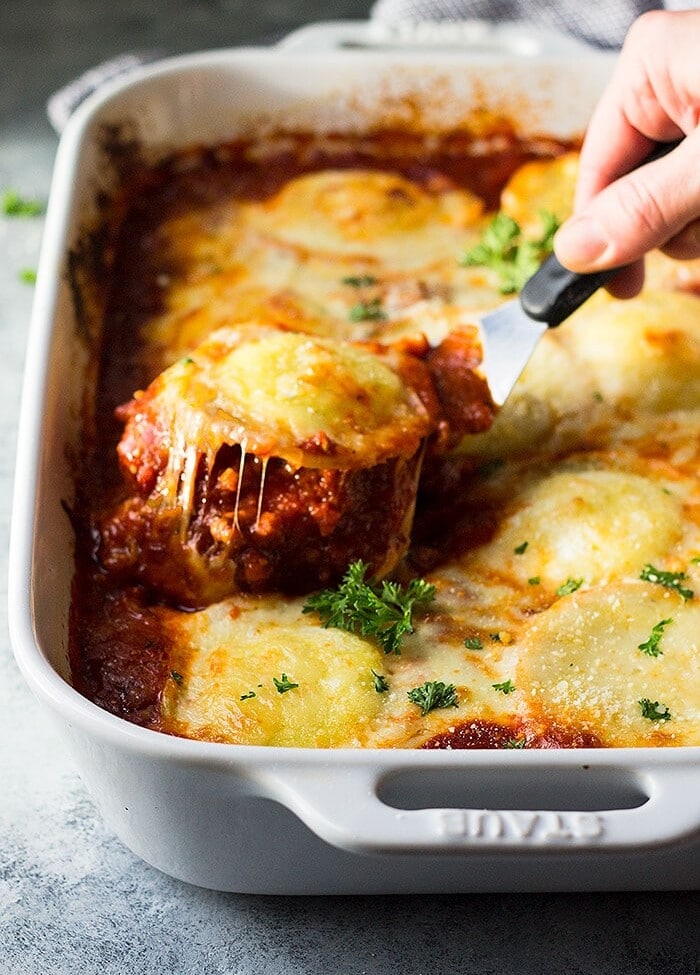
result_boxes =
[303,560,436,655]
[640,564,694,601]
[349,297,385,322]
[464,636,484,650]
[690,555,700,564]
[460,210,560,294]
[638,698,672,722]
[240,690,256,700]
[273,674,299,694]
[1,189,45,217]
[638,618,673,657]
[556,577,583,597]
[528,576,541,586]
[476,457,505,478]
[407,680,459,716]
[503,736,526,749]
[492,679,516,695]
[342,274,378,287]
[371,669,390,693]
[170,671,184,685]
[514,541,528,555]
[19,268,37,284]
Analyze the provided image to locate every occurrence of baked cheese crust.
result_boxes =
[71,140,700,748]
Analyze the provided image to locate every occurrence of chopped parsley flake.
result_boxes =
[460,210,560,293]
[528,576,541,586]
[170,671,184,685]
[19,268,37,284]
[407,680,459,716]
[638,698,672,722]
[514,541,528,555]
[464,636,484,650]
[492,679,516,695]
[2,189,45,217]
[640,564,694,601]
[342,274,378,287]
[303,560,436,655]
[273,674,299,694]
[371,670,390,693]
[477,457,505,478]
[348,297,385,322]
[503,736,527,749]
[638,618,672,657]
[556,577,583,597]
[240,690,256,700]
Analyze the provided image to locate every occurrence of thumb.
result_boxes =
[554,134,700,273]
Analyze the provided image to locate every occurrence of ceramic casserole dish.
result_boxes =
[9,22,700,893]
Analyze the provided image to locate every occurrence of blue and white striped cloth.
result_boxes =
[370,0,699,49]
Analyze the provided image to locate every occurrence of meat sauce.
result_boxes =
[97,448,425,605]
[422,719,603,750]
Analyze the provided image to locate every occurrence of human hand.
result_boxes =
[553,10,700,298]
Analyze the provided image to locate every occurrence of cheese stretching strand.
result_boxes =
[97,324,490,606]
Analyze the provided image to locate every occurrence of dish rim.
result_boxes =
[9,42,697,771]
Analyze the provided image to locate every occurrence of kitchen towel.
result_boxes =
[370,0,700,49]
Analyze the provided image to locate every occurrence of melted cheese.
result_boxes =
[146,324,431,489]
[159,399,700,748]
[161,597,385,746]
[518,585,700,746]
[142,168,491,364]
[469,467,685,588]
[160,588,520,749]
[248,169,484,268]
[459,289,700,460]
[500,151,579,234]
[563,290,700,412]
[82,146,700,750]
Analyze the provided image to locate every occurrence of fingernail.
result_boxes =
[555,217,609,267]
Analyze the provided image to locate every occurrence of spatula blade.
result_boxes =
[477,300,547,406]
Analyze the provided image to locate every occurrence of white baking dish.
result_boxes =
[9,24,700,893]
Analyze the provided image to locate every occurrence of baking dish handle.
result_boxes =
[276,19,601,58]
[260,762,700,854]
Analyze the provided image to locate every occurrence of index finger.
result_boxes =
[574,101,656,209]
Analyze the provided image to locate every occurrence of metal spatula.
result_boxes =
[478,138,683,406]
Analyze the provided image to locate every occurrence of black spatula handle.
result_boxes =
[520,138,683,327]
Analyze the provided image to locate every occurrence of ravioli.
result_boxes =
[70,133,700,750]
[562,290,700,412]
[161,597,385,747]
[500,151,579,234]
[518,585,700,746]
[142,168,493,366]
[470,467,684,588]
[97,325,435,605]
[248,169,484,268]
